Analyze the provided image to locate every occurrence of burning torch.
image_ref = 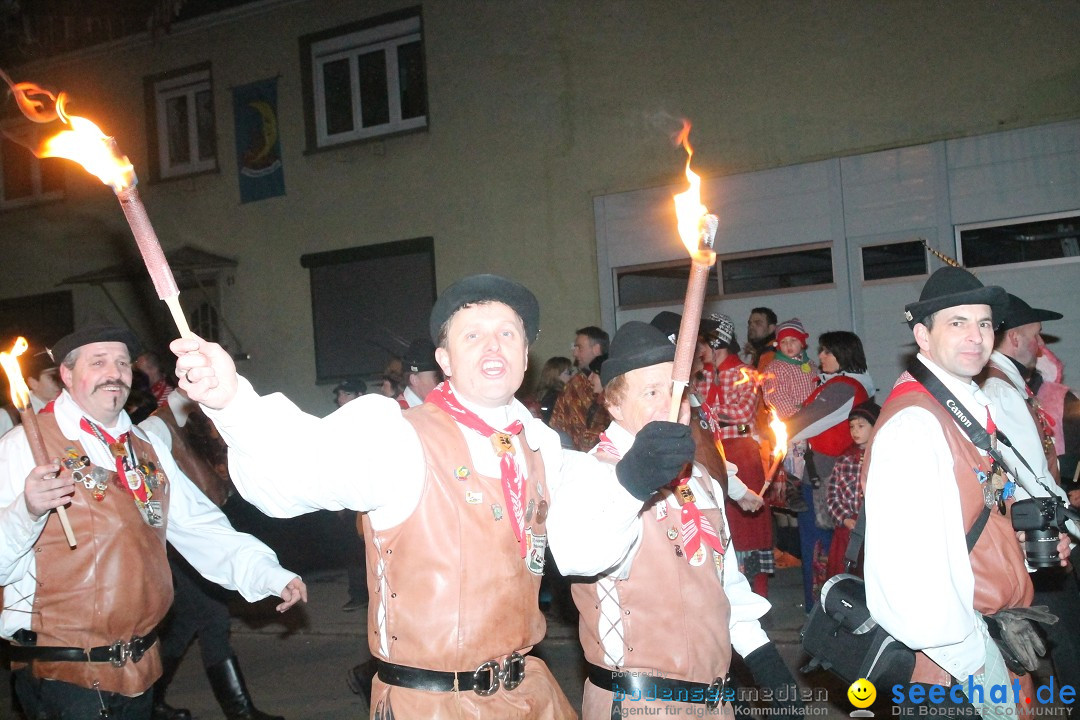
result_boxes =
[0,72,191,337]
[668,121,719,422]
[0,339,77,548]
[760,408,788,495]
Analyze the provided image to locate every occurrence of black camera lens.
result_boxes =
[1024,528,1062,568]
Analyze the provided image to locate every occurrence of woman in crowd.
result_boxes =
[785,330,875,611]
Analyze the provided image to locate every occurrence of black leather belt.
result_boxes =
[586,663,728,709]
[8,629,157,668]
[375,653,526,696]
[716,422,752,435]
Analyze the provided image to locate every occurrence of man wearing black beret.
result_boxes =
[178,274,646,717]
[400,338,442,408]
[0,326,305,719]
[546,321,800,718]
[863,268,1067,715]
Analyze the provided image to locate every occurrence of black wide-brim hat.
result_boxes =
[997,293,1063,332]
[903,267,1007,329]
[429,274,540,344]
[601,321,676,386]
[49,325,142,366]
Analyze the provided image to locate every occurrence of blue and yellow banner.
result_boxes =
[233,77,285,204]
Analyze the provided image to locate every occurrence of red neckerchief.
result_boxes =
[426,382,527,557]
[79,417,150,505]
[594,430,725,563]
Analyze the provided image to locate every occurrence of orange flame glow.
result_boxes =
[1,72,134,191]
[732,367,756,387]
[672,121,710,258]
[769,407,787,459]
[0,338,32,410]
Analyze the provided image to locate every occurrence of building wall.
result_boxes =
[1,0,1078,413]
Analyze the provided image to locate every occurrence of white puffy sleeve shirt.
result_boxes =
[0,391,294,639]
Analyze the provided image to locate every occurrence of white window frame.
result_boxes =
[311,15,426,148]
[154,68,216,179]
[0,121,64,210]
[955,210,1080,272]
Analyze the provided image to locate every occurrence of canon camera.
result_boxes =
[1011,496,1080,568]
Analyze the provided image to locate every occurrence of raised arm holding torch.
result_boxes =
[0,338,77,548]
[1,71,191,337]
[668,121,719,421]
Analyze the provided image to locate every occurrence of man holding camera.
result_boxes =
[862,267,1068,715]
[981,293,1080,686]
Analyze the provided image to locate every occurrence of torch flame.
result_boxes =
[672,120,715,260]
[0,338,32,410]
[769,407,787,459]
[732,367,756,387]
[1,71,134,191]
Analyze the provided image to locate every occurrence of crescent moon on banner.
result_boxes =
[246,100,278,165]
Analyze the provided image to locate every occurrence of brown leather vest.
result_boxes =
[362,403,547,671]
[151,404,231,507]
[984,363,1060,485]
[573,469,732,684]
[866,389,1032,685]
[28,413,173,695]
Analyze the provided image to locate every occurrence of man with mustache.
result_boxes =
[173,274,683,719]
[0,326,306,720]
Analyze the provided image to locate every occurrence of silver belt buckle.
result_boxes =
[471,652,526,696]
[108,639,131,668]
[472,660,500,696]
[706,676,726,710]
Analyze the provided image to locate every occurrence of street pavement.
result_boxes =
[161,563,859,719]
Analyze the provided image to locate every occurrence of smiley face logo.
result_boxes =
[848,677,876,708]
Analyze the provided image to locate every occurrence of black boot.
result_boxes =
[152,656,192,720]
[206,655,284,720]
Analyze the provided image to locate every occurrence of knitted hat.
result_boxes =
[903,266,1006,329]
[601,321,675,386]
[429,274,540,344]
[849,399,881,426]
[403,338,438,373]
[701,313,735,349]
[997,293,1062,332]
[49,325,141,366]
[775,318,808,345]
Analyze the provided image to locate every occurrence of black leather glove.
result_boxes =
[985,606,1057,674]
[615,421,694,501]
[743,643,805,716]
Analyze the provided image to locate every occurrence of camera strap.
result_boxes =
[906,359,1045,489]
[846,499,988,571]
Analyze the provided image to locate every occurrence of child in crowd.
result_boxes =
[760,318,818,419]
[824,399,880,577]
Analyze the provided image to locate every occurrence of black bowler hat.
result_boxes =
[404,338,438,373]
[903,267,1007,329]
[601,321,676,386]
[429,274,540,344]
[997,293,1063,332]
[49,325,141,366]
[649,311,682,344]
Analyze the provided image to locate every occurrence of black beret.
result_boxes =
[903,267,1007,329]
[601,321,676,386]
[49,325,141,366]
[997,293,1062,332]
[649,311,682,344]
[429,274,540,344]
[404,338,438,373]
